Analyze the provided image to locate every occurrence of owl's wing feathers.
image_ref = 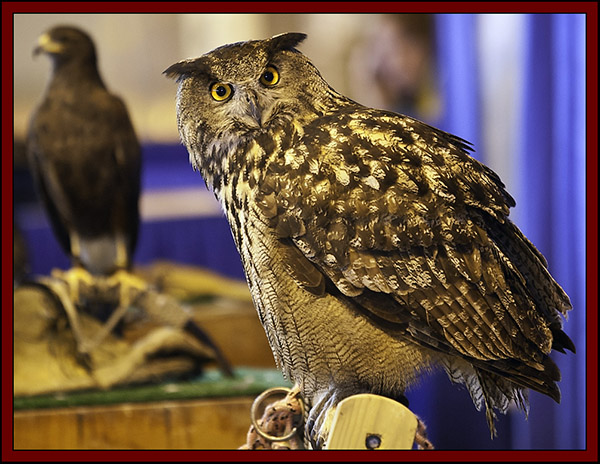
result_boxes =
[256,108,573,407]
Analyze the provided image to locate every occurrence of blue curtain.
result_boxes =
[511,13,587,451]
[435,14,482,157]
[429,13,587,450]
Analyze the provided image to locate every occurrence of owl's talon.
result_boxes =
[414,416,434,450]
[305,389,343,449]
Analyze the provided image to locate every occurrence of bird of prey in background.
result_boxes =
[25,25,234,379]
[27,25,141,282]
[26,25,144,358]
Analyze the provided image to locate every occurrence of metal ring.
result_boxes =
[250,387,304,443]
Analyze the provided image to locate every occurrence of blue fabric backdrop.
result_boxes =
[430,13,587,450]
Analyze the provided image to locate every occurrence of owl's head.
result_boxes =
[165,33,342,175]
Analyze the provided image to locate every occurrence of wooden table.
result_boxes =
[13,367,289,450]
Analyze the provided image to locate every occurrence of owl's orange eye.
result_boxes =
[210,82,233,101]
[260,66,280,87]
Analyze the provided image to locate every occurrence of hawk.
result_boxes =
[27,25,141,280]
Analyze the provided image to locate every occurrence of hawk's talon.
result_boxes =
[106,269,149,309]
[51,266,94,305]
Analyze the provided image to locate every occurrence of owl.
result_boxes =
[165,32,574,448]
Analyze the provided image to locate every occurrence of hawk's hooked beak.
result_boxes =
[33,33,63,57]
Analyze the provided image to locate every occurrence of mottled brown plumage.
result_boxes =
[165,32,574,447]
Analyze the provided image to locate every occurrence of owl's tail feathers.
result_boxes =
[471,357,569,437]
[474,368,525,438]
[444,358,548,438]
[479,353,563,404]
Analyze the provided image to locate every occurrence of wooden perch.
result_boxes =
[323,393,419,450]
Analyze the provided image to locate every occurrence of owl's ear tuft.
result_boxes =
[268,32,307,53]
[164,58,211,81]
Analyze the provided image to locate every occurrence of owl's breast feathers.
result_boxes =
[222,106,573,405]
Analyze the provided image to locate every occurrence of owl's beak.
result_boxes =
[245,90,264,127]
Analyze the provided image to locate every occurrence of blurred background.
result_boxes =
[12,13,587,450]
